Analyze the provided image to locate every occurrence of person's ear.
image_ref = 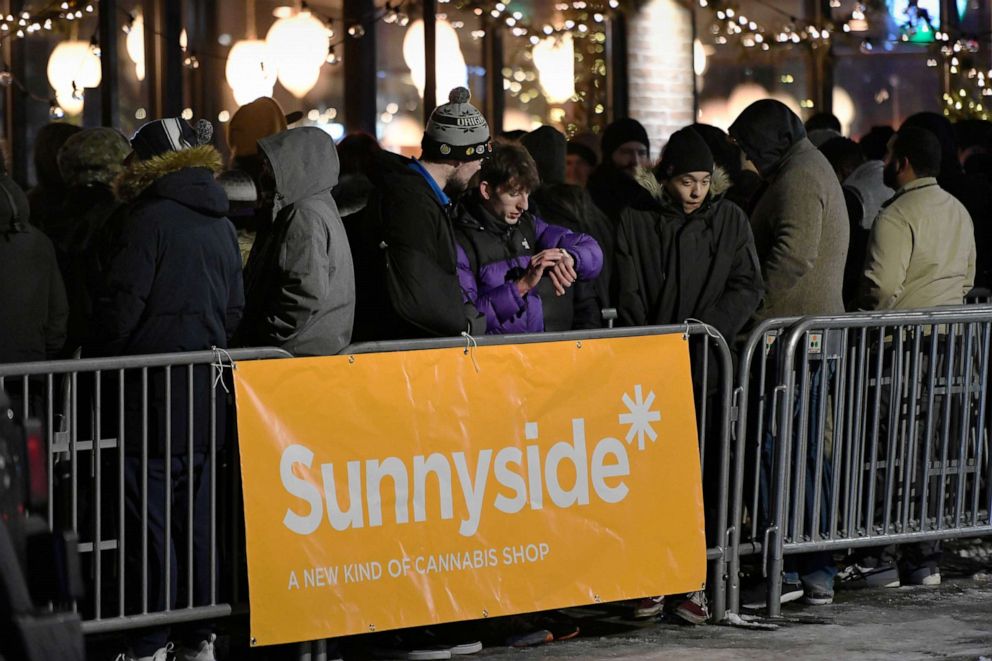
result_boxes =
[479,180,492,201]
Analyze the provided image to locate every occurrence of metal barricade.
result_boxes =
[2,325,734,647]
[727,317,799,614]
[762,307,992,616]
[0,347,291,634]
[346,323,736,622]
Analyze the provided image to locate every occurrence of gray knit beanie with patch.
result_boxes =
[421,87,492,162]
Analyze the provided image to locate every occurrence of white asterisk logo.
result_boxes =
[619,384,661,450]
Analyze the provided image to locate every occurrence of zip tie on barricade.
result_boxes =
[682,318,723,342]
[211,346,236,394]
[460,330,481,374]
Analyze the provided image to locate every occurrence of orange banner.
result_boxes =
[234,334,705,646]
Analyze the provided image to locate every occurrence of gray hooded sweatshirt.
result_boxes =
[843,160,894,230]
[241,127,355,356]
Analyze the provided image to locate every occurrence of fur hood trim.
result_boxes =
[114,145,223,203]
[635,165,732,203]
[710,165,731,196]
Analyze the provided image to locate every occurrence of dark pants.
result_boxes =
[124,453,213,656]
[760,359,837,583]
[854,331,961,571]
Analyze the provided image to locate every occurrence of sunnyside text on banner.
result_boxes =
[233,334,706,645]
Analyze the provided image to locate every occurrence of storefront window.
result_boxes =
[501,3,609,136]
[214,1,345,156]
[694,1,809,131]
[118,1,149,137]
[830,1,941,138]
[375,3,484,154]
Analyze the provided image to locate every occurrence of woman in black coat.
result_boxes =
[614,127,764,341]
[614,127,765,625]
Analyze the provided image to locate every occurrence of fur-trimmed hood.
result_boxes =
[114,145,225,209]
[634,164,732,208]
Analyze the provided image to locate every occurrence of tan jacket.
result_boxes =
[859,177,976,310]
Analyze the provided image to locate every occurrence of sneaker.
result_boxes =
[802,569,836,605]
[406,649,454,661]
[837,562,901,589]
[371,636,452,660]
[741,577,803,609]
[177,634,216,661]
[505,628,553,648]
[673,591,709,625]
[532,611,580,641]
[906,564,941,586]
[419,628,482,656]
[626,596,665,619]
[803,582,834,605]
[445,640,482,656]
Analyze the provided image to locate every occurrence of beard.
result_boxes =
[446,175,469,197]
[883,160,899,190]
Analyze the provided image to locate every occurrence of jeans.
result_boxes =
[760,359,838,587]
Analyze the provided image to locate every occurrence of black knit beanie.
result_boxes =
[656,127,714,179]
[567,141,598,168]
[601,118,650,160]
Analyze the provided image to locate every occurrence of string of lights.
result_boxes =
[0,0,95,44]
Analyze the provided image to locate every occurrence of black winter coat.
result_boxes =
[88,146,244,455]
[0,174,68,364]
[57,183,124,355]
[350,153,486,341]
[615,170,764,342]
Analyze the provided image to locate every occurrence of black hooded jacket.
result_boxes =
[27,122,81,241]
[57,183,124,355]
[350,151,486,341]
[614,168,764,341]
[0,174,68,363]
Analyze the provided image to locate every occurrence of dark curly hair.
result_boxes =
[478,140,540,193]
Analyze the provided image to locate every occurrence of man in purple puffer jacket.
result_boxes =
[455,141,603,334]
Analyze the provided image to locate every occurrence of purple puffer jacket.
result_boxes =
[455,207,603,334]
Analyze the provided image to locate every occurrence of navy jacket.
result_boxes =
[89,146,244,455]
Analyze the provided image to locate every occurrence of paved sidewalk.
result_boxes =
[473,576,992,660]
[468,540,992,660]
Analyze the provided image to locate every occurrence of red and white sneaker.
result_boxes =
[673,591,709,625]
[627,596,665,619]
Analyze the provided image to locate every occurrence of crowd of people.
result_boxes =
[1,85,989,660]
